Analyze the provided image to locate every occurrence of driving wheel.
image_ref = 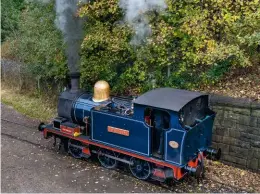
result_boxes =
[129,157,151,180]
[98,149,118,169]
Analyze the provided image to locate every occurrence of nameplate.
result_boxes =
[107,126,129,136]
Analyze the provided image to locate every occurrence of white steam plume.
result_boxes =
[119,0,167,45]
[55,0,87,73]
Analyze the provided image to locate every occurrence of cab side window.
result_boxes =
[153,110,170,130]
[144,107,153,126]
[144,108,170,129]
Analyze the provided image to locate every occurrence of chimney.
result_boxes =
[70,72,80,93]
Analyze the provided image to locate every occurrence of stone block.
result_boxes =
[212,135,223,143]
[211,142,230,160]
[252,141,260,148]
[248,147,260,159]
[224,111,239,120]
[244,126,260,136]
[222,155,247,166]
[229,129,240,138]
[257,118,260,128]
[238,115,257,127]
[251,101,260,109]
[223,118,236,128]
[211,105,222,110]
[240,132,260,141]
[238,115,250,126]
[253,127,260,135]
[251,109,260,117]
[233,107,251,115]
[229,145,248,157]
[214,126,229,136]
[222,107,234,111]
[237,124,246,132]
[225,107,251,116]
[210,94,251,109]
[237,125,260,135]
[247,158,259,170]
[212,126,216,133]
[211,142,218,149]
[213,142,230,154]
[222,136,231,144]
[250,117,258,127]
[223,136,250,149]
[214,111,224,126]
[213,108,224,115]
[214,118,223,126]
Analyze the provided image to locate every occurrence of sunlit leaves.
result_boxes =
[5,0,259,96]
[78,0,260,94]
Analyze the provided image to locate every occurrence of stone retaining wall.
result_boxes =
[210,94,260,171]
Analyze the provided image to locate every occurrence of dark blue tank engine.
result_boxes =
[38,73,221,183]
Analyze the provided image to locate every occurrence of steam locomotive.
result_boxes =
[38,72,221,183]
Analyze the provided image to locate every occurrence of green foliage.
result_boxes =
[79,0,260,94]
[8,1,67,81]
[1,0,24,42]
[3,0,260,96]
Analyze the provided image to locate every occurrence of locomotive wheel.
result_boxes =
[98,149,118,169]
[129,157,151,180]
[68,139,83,159]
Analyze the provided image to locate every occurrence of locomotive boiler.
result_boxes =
[38,72,221,183]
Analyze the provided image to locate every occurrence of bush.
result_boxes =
[6,1,68,95]
[78,0,260,94]
[3,0,260,97]
[1,0,24,42]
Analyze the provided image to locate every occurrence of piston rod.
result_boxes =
[92,150,133,165]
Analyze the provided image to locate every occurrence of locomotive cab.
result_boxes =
[134,88,219,166]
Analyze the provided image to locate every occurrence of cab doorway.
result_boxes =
[144,108,170,159]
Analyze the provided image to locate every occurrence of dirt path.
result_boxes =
[1,103,260,193]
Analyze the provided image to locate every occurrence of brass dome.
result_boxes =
[92,80,110,102]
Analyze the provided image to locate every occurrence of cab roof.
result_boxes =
[134,88,207,112]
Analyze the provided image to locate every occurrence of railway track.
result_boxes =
[1,118,246,192]
[1,118,177,191]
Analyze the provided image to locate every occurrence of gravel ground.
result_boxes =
[1,103,260,193]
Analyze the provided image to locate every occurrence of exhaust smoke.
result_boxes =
[55,0,87,73]
[119,0,167,45]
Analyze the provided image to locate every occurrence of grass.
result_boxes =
[1,86,56,122]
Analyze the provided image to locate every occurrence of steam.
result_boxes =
[119,0,167,45]
[55,0,87,73]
